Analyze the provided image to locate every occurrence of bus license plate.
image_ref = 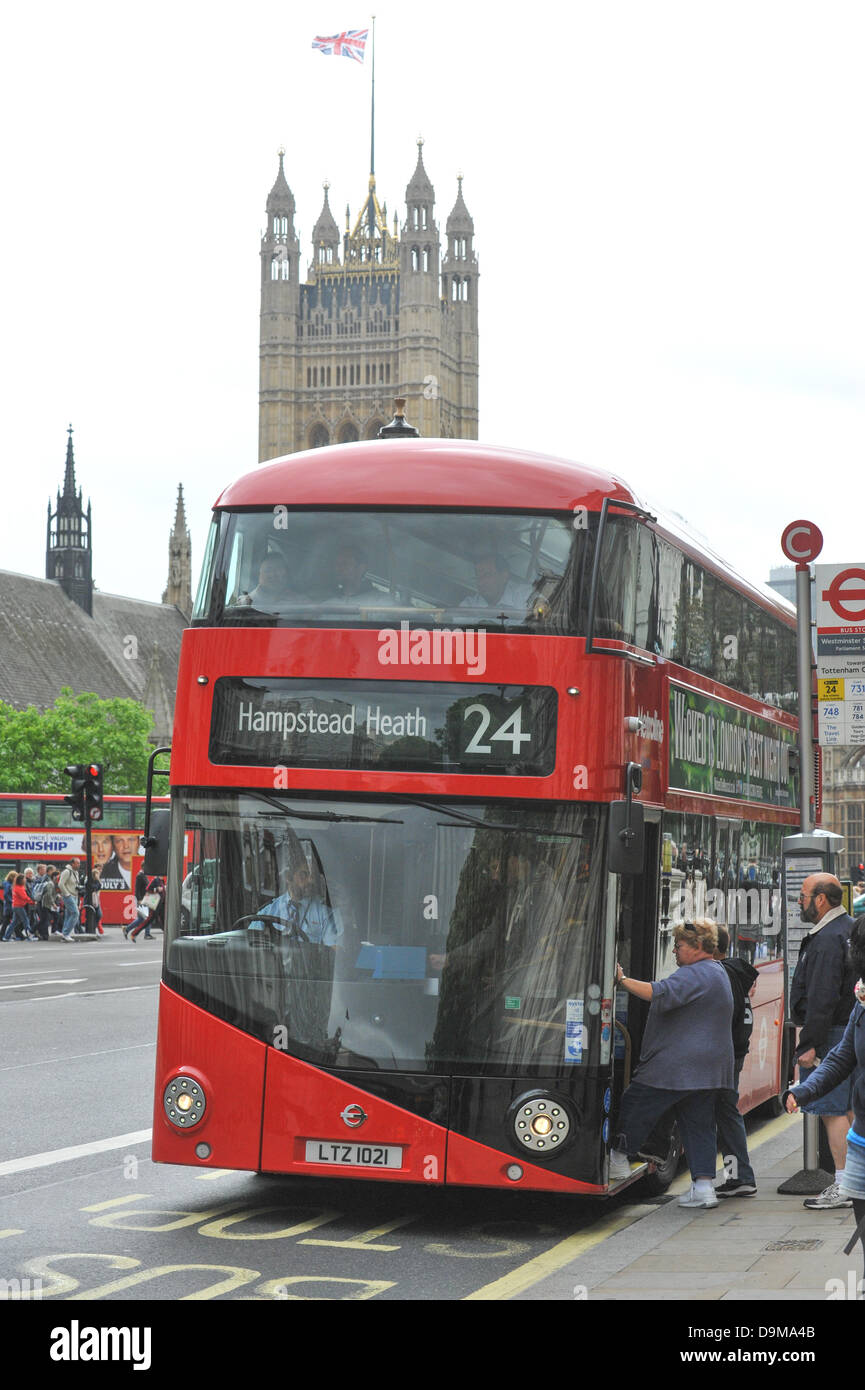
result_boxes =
[305,1141,403,1169]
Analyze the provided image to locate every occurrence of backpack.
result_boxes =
[722,957,758,1058]
[32,878,48,902]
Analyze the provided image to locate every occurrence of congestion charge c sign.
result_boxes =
[780,519,823,566]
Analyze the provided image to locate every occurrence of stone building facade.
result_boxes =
[0,430,189,746]
[258,141,478,459]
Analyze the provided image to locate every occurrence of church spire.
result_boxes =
[62,424,79,503]
[46,424,93,616]
[162,483,192,617]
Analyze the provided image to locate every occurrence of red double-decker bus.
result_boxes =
[152,438,799,1195]
[0,792,168,927]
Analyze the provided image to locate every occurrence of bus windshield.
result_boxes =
[195,509,583,631]
[165,792,608,1075]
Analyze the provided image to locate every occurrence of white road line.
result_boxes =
[0,1130,153,1178]
[0,968,92,979]
[0,1043,155,1074]
[0,978,86,991]
[0,958,158,979]
[3,984,158,1003]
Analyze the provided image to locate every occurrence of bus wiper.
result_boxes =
[246,791,402,824]
[398,796,585,839]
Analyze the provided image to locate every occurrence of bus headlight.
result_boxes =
[507,1091,573,1158]
[163,1076,207,1129]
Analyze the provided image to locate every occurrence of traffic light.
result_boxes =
[64,764,87,821]
[84,763,103,821]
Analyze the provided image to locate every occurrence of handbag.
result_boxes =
[142,892,161,911]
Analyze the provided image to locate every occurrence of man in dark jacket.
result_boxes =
[788,873,857,1209]
[713,925,760,1196]
[786,917,865,1275]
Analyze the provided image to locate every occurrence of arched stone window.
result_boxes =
[309,424,330,449]
[338,422,359,444]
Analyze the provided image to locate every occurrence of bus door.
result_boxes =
[611,817,660,1118]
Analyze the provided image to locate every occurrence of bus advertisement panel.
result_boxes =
[0,795,169,926]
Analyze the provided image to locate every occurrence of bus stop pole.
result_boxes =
[777,554,834,1194]
[796,562,814,840]
[797,564,824,1181]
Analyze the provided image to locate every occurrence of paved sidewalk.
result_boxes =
[514,1113,863,1302]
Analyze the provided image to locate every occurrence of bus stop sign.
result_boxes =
[781,519,823,567]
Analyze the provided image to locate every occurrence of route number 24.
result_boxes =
[464,703,531,755]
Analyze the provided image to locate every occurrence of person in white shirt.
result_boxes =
[328,543,390,608]
[459,553,531,616]
[251,864,342,947]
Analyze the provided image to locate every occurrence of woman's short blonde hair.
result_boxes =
[673,919,718,955]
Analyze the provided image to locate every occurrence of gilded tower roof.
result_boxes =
[344,175,399,269]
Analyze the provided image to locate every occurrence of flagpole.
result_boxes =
[370,15,375,178]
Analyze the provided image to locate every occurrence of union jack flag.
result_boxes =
[311,29,368,62]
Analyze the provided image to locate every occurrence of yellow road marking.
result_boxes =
[463,1206,655,1300]
[465,1113,798,1299]
[80,1194,150,1211]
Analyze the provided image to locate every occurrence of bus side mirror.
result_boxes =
[608,801,645,875]
[141,809,170,877]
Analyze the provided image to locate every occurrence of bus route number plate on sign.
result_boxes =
[305,1141,404,1168]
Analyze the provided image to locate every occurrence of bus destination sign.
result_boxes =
[210,678,557,776]
[669,684,798,807]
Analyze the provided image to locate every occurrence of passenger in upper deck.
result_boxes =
[459,553,532,616]
[327,542,391,607]
[240,553,304,611]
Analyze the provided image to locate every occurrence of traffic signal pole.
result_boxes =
[63,762,103,935]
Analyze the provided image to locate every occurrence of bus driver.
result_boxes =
[250,863,343,947]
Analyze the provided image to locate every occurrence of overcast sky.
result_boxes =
[2,0,862,606]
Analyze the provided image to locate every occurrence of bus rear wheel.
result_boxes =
[639,1123,683,1195]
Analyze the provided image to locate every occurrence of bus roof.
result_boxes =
[216,438,636,512]
[216,437,794,628]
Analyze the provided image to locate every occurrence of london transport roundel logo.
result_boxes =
[821,567,865,624]
[341,1103,368,1128]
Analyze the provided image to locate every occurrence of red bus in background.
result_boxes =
[0,793,169,926]
[152,437,799,1196]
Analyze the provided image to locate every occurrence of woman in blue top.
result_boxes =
[786,918,865,1271]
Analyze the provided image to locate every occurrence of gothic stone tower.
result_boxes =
[258,141,478,459]
[46,425,93,616]
[162,483,193,617]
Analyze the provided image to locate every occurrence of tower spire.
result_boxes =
[62,423,78,502]
[162,483,192,617]
[46,425,93,616]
